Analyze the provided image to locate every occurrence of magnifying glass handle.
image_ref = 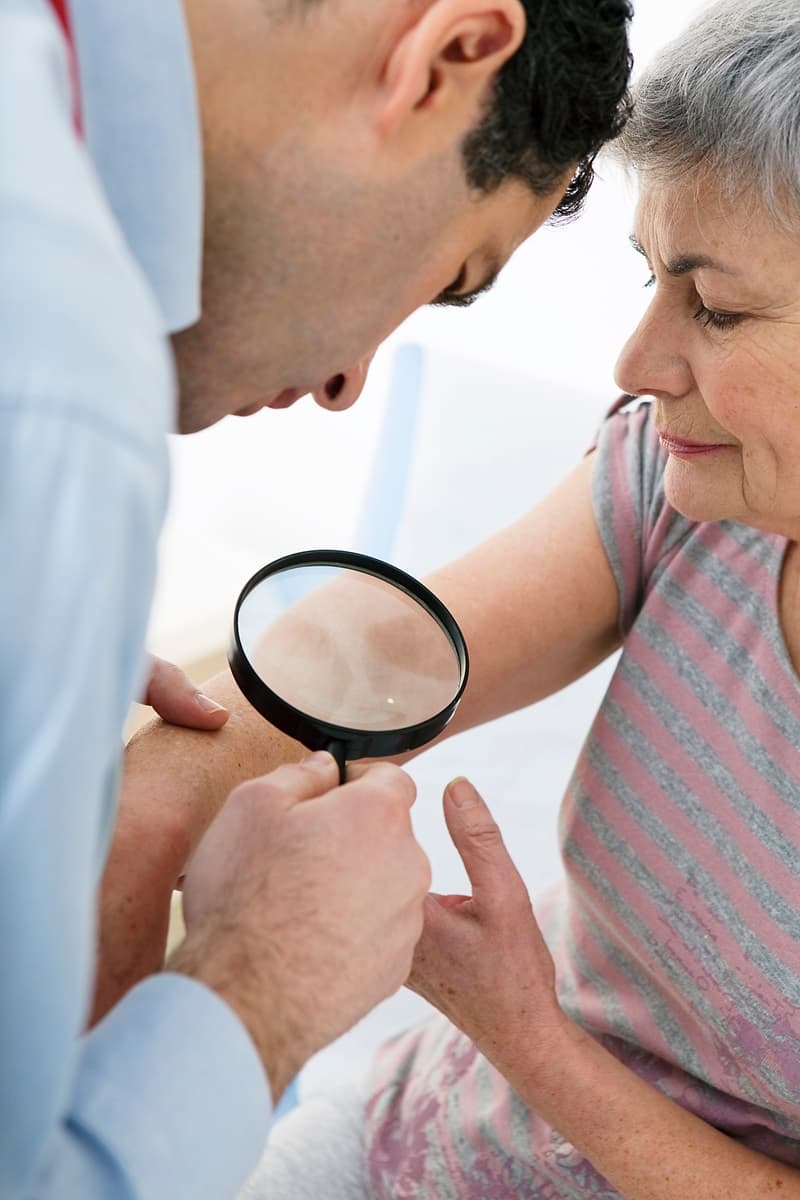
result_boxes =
[323,740,347,785]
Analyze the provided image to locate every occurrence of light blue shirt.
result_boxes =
[70,0,203,333]
[0,1,272,1196]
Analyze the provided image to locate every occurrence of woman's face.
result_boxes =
[614,177,800,537]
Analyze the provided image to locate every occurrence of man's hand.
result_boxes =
[171,752,431,1102]
[408,777,569,1068]
[142,655,229,730]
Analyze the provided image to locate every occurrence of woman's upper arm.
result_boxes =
[425,451,620,734]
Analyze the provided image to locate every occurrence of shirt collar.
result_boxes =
[69,0,203,333]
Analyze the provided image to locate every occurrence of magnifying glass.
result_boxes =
[228,549,469,782]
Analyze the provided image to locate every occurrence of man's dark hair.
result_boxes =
[463,0,633,218]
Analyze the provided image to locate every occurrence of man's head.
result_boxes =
[175,0,632,432]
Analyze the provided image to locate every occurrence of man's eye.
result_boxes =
[444,265,468,296]
[430,263,488,309]
[432,265,474,308]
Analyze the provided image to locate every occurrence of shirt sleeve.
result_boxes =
[35,976,272,1200]
[0,4,272,1197]
[591,399,682,636]
[0,404,272,1200]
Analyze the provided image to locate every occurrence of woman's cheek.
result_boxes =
[704,376,751,443]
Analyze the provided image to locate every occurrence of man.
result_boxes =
[0,0,631,1196]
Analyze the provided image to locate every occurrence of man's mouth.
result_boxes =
[236,389,304,416]
[267,388,305,410]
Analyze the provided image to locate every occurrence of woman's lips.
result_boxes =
[658,433,733,458]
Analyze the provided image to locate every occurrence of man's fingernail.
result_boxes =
[196,693,227,713]
[448,777,479,809]
[303,751,334,768]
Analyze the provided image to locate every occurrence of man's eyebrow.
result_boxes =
[629,234,738,277]
[430,268,500,309]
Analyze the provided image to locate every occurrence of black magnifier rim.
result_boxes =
[228,549,469,762]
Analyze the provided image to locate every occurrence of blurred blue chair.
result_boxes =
[353,343,425,562]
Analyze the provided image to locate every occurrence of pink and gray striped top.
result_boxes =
[365,400,800,1199]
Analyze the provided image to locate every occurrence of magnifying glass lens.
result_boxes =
[238,564,461,731]
[229,551,469,777]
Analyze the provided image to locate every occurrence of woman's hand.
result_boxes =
[409,779,800,1200]
[407,777,570,1067]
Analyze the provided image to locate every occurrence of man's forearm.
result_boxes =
[91,668,304,1023]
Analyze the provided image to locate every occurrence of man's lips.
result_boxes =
[658,432,734,457]
[267,389,304,410]
[235,389,304,416]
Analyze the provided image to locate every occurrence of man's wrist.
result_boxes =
[168,924,307,1104]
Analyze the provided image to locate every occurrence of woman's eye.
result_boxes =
[643,273,656,289]
[693,303,741,331]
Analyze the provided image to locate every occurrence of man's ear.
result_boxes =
[377,0,526,143]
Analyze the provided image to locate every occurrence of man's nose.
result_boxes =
[312,355,374,412]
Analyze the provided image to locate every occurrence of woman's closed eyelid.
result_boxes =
[639,268,742,330]
[693,303,741,331]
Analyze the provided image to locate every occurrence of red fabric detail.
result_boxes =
[45,0,83,136]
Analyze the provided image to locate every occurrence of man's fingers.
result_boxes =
[442,778,524,910]
[144,656,229,730]
[343,761,373,783]
[234,757,416,824]
[341,761,418,810]
[236,752,342,811]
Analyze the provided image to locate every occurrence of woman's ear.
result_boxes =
[377,0,526,144]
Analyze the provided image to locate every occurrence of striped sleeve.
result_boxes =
[591,400,679,636]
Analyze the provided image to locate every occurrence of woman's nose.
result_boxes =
[312,355,374,412]
[613,306,692,402]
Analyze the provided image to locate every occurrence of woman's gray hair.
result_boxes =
[616,0,800,228]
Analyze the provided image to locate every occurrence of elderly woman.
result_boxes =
[241,0,800,1196]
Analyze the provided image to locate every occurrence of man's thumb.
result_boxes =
[443,777,519,907]
[144,655,229,730]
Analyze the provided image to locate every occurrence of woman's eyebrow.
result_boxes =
[629,233,738,276]
[666,253,739,277]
